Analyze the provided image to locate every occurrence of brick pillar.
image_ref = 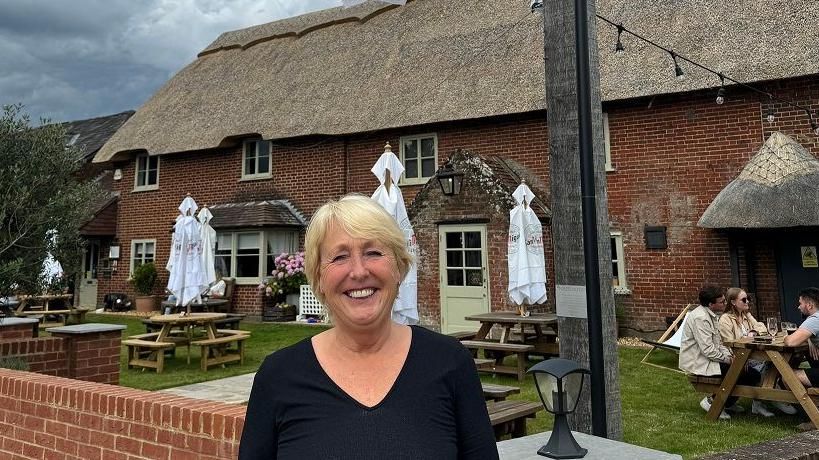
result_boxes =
[47,323,126,385]
[0,317,39,340]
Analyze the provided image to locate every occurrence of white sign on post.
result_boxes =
[556,284,588,318]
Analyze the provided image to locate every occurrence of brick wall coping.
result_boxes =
[698,431,819,460]
[0,317,39,326]
[46,323,126,334]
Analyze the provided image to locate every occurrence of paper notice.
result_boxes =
[556,284,588,318]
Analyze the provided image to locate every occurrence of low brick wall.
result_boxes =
[0,369,246,459]
[698,431,819,460]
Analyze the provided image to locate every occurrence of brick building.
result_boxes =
[91,0,819,332]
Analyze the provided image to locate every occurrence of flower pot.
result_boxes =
[134,295,159,313]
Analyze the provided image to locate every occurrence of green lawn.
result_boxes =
[90,314,802,459]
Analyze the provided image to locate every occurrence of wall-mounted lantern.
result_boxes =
[435,163,464,196]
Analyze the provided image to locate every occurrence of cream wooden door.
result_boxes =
[439,225,489,333]
[78,240,99,308]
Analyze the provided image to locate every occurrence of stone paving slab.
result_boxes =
[497,431,681,459]
[160,372,256,404]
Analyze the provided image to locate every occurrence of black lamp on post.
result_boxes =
[435,163,464,196]
[528,358,590,459]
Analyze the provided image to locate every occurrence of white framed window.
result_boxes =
[603,112,614,171]
[130,239,156,274]
[134,154,159,190]
[215,229,299,284]
[399,134,437,185]
[610,232,629,294]
[242,140,272,180]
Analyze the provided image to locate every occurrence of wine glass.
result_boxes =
[767,317,779,337]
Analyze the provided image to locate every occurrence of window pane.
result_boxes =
[612,262,620,286]
[245,157,256,175]
[147,169,157,185]
[245,142,257,160]
[236,255,259,277]
[134,243,144,260]
[267,231,297,255]
[405,159,418,179]
[465,250,481,267]
[420,138,435,158]
[466,269,482,286]
[257,157,269,174]
[447,269,463,286]
[445,232,462,249]
[421,158,435,178]
[145,242,155,257]
[403,139,418,159]
[216,233,232,252]
[216,255,231,277]
[446,251,463,268]
[238,233,259,250]
[464,232,481,248]
[137,170,146,187]
[610,238,617,261]
[149,156,158,170]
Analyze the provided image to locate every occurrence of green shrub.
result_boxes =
[129,262,158,295]
[0,356,29,371]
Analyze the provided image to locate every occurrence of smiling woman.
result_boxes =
[239,194,499,460]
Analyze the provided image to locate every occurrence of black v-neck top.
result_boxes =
[239,325,499,460]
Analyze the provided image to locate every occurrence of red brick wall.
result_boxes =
[0,337,67,376]
[0,369,244,460]
[99,76,819,330]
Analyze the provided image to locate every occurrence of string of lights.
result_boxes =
[596,14,819,135]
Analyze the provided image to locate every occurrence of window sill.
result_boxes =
[132,185,159,192]
[605,165,616,172]
[399,178,431,187]
[239,174,272,182]
[613,286,631,295]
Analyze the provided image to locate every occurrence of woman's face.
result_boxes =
[733,290,749,313]
[318,222,400,330]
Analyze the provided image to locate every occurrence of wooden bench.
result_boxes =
[486,399,543,440]
[460,340,534,381]
[687,374,723,394]
[67,307,92,325]
[143,313,246,334]
[474,358,495,369]
[122,339,176,373]
[18,309,73,328]
[191,331,249,371]
[482,383,521,402]
[447,330,477,341]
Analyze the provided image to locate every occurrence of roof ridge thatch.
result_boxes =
[95,0,819,163]
[699,131,819,229]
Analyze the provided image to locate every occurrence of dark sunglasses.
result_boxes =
[739,297,749,303]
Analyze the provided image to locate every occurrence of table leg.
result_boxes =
[476,322,493,340]
[707,348,749,421]
[767,350,819,427]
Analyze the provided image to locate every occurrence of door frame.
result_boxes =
[438,223,490,333]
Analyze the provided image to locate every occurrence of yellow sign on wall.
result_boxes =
[802,246,818,268]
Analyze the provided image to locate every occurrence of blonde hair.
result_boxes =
[304,194,412,305]
[725,287,746,318]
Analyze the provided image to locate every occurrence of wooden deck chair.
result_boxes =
[640,304,696,373]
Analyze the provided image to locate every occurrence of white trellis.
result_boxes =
[299,285,327,321]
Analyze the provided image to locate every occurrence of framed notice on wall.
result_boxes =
[802,246,818,268]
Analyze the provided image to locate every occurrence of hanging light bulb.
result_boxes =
[715,74,726,105]
[615,25,625,54]
[671,52,684,80]
[765,106,776,123]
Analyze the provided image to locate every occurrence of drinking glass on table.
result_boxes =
[767,317,779,337]
[782,322,798,335]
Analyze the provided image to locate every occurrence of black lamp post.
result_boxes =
[435,163,464,196]
[528,359,590,459]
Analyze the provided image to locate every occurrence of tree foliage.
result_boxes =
[0,104,103,297]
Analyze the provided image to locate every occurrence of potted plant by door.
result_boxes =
[129,262,159,312]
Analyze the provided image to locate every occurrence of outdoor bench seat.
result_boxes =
[474,358,495,369]
[216,328,250,336]
[122,339,176,373]
[481,383,521,402]
[447,330,477,341]
[460,340,534,381]
[486,399,543,440]
[191,332,248,371]
[687,374,723,393]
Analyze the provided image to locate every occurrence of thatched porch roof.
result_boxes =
[698,132,819,229]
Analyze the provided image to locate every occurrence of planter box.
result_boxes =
[261,296,297,322]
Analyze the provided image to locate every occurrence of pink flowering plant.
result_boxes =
[258,251,307,299]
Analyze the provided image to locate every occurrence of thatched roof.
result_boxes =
[95,0,819,162]
[698,132,819,229]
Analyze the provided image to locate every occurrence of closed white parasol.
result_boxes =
[508,182,548,307]
[198,206,217,287]
[371,143,418,325]
[166,196,208,312]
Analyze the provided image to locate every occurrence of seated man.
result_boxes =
[680,285,761,419]
[783,287,819,388]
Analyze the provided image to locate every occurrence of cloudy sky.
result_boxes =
[0,0,343,124]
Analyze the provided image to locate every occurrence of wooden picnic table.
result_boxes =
[160,298,229,313]
[15,294,77,328]
[699,336,819,427]
[465,311,559,356]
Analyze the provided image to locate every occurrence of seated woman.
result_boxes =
[239,194,498,459]
[718,288,795,416]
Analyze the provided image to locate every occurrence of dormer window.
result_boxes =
[242,140,272,180]
[134,154,159,191]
